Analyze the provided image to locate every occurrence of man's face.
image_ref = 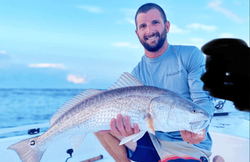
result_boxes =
[135,9,169,52]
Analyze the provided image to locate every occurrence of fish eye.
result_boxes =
[191,109,196,114]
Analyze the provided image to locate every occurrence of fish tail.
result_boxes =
[7,136,46,162]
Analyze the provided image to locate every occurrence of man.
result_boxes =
[95,3,217,162]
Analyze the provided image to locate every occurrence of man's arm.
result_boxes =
[178,47,214,145]
[185,47,214,116]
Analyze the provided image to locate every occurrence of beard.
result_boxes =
[139,28,167,52]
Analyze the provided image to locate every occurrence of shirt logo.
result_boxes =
[166,70,182,77]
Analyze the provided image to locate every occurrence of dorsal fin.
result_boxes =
[108,72,144,90]
[50,89,104,126]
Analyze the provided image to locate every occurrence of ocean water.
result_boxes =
[0,89,249,139]
[0,89,85,138]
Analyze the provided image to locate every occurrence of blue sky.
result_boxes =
[0,0,249,89]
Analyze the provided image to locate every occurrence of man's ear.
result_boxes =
[135,29,139,38]
[166,21,170,33]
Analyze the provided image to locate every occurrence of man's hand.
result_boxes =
[98,114,139,152]
[99,114,140,138]
[180,129,206,145]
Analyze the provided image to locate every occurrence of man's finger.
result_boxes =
[181,130,206,145]
[110,118,122,136]
[99,130,111,134]
[117,114,129,137]
[124,116,133,135]
[189,133,202,145]
[191,129,206,144]
[133,123,140,134]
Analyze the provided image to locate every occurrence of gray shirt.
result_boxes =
[131,44,214,151]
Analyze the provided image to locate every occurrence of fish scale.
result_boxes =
[39,86,158,141]
[7,72,211,162]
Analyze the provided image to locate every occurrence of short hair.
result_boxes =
[135,3,167,28]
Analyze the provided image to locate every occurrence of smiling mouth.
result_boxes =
[147,35,157,40]
[145,33,159,41]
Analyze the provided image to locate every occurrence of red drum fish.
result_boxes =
[8,72,210,162]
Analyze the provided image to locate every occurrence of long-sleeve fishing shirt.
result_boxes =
[131,43,214,152]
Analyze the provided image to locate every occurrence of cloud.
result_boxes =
[208,0,243,23]
[190,37,205,43]
[117,18,135,25]
[186,23,217,32]
[111,42,140,49]
[219,33,234,38]
[118,8,136,25]
[0,51,13,61]
[77,5,102,14]
[28,63,66,69]
[170,24,188,34]
[0,50,6,54]
[125,18,135,25]
[67,74,87,84]
[121,8,137,16]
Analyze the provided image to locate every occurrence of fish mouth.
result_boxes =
[190,120,210,133]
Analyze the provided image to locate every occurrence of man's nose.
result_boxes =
[146,24,154,35]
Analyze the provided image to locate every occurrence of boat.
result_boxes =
[0,100,249,162]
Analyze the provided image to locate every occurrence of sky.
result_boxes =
[0,0,249,89]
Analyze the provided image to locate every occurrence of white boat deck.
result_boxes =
[0,132,114,162]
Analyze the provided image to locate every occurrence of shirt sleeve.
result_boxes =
[185,47,214,117]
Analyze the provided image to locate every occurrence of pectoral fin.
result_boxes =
[146,113,155,135]
[119,131,147,146]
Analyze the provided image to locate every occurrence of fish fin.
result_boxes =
[119,131,147,146]
[70,134,86,151]
[108,72,144,90]
[146,113,155,135]
[50,89,104,126]
[8,136,46,162]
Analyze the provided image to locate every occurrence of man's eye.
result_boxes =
[153,21,159,24]
[140,25,146,28]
